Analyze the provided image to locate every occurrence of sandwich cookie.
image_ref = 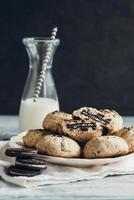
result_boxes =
[5,148,37,158]
[7,166,41,177]
[15,157,47,170]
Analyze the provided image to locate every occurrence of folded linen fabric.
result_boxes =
[0,141,134,188]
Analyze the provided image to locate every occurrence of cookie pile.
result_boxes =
[23,107,134,159]
[5,148,47,177]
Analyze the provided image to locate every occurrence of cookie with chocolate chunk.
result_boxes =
[100,109,123,134]
[42,111,72,133]
[58,119,103,142]
[114,126,134,153]
[23,129,46,148]
[73,107,123,134]
[73,107,99,121]
[83,136,128,159]
[42,110,102,142]
[36,133,81,158]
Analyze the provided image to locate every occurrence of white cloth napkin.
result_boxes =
[0,141,134,188]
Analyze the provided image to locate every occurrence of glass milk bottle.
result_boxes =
[19,37,60,131]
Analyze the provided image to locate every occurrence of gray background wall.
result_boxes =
[0,0,134,115]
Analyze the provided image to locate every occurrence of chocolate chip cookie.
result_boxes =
[36,133,81,158]
[100,109,123,133]
[42,110,103,142]
[114,126,134,153]
[83,136,128,158]
[23,129,46,148]
[58,119,103,142]
[42,111,72,133]
[73,107,123,134]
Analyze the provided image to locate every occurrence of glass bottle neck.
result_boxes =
[21,37,60,100]
[23,38,60,69]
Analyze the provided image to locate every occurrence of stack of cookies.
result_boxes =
[5,148,47,177]
[23,107,134,159]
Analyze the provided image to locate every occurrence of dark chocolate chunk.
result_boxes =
[66,122,96,131]
[81,110,111,125]
[102,127,109,135]
[5,148,37,158]
[15,157,47,170]
[7,166,41,177]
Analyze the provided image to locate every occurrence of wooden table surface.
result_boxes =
[0,116,134,200]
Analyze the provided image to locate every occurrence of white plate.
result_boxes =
[9,131,134,167]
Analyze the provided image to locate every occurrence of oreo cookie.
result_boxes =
[7,166,41,177]
[5,148,37,158]
[15,157,47,170]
